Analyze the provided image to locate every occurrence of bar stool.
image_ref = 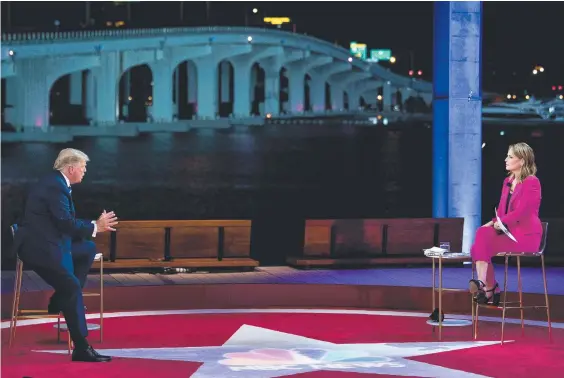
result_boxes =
[473,222,551,344]
[9,225,105,355]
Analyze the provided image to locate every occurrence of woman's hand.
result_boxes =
[493,221,502,231]
[483,221,494,227]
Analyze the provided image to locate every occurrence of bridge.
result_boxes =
[1,26,432,131]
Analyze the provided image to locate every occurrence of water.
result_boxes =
[2,121,563,264]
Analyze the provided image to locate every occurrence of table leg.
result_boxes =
[432,258,436,310]
[439,257,443,341]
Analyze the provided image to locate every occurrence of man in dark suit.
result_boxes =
[13,148,118,362]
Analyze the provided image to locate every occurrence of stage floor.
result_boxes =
[2,308,563,377]
[3,265,563,295]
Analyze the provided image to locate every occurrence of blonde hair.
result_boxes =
[53,148,90,171]
[508,142,537,182]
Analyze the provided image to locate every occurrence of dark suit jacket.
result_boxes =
[13,171,95,269]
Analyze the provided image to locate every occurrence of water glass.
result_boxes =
[439,241,451,252]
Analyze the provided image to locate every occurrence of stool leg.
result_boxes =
[10,260,24,347]
[541,255,552,342]
[100,259,104,343]
[57,316,61,343]
[501,255,510,345]
[474,304,480,340]
[67,333,72,356]
[470,261,476,339]
[517,256,524,336]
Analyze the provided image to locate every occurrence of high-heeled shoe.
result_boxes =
[475,283,501,306]
[469,279,485,295]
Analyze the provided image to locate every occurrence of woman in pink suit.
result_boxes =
[469,142,542,306]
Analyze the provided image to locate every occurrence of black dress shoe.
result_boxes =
[72,345,112,362]
[429,308,445,322]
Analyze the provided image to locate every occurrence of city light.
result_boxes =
[247,36,253,42]
[512,95,517,99]
[417,70,422,76]
[525,95,530,100]
[377,95,383,101]
[560,95,564,100]
[408,70,414,76]
[8,50,14,56]
[347,57,353,62]
[506,94,511,99]
[390,56,396,64]
[532,65,545,75]
[263,17,291,25]
[253,8,258,14]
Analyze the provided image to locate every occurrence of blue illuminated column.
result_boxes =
[433,1,483,253]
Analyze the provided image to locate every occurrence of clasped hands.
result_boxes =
[96,210,119,232]
[483,220,502,231]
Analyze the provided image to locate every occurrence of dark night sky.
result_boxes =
[1,1,563,94]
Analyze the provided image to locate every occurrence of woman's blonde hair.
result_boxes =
[53,148,90,171]
[508,142,537,182]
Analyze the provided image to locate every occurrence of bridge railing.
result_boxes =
[1,26,432,92]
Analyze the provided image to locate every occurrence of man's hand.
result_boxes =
[96,210,119,232]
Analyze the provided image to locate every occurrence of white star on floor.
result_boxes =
[36,325,501,377]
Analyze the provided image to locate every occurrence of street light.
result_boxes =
[253,8,258,14]
[390,56,396,64]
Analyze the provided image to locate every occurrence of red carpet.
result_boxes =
[2,309,563,377]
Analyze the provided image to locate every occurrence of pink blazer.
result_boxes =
[493,175,542,240]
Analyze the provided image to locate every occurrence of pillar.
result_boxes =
[85,70,95,120]
[194,59,218,119]
[150,62,173,122]
[231,59,253,118]
[263,68,280,116]
[92,52,120,125]
[6,60,50,130]
[288,70,305,113]
[331,87,344,111]
[309,76,325,113]
[433,1,482,253]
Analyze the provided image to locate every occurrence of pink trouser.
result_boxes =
[471,226,541,287]
[471,226,542,262]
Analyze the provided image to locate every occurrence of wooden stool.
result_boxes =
[9,254,72,354]
[9,225,105,355]
[473,222,552,344]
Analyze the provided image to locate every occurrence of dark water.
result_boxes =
[2,121,563,264]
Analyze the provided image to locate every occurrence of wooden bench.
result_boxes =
[286,218,464,268]
[92,220,258,271]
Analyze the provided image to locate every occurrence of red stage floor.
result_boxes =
[2,309,562,378]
